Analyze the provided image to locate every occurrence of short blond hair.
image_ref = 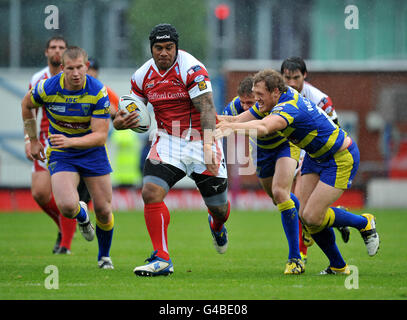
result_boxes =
[253,69,287,93]
[62,46,88,66]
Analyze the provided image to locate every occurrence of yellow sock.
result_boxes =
[307,208,335,234]
[96,213,114,231]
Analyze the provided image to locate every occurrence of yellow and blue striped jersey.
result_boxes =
[223,96,246,116]
[30,72,111,155]
[223,96,288,151]
[272,87,347,161]
[249,102,289,151]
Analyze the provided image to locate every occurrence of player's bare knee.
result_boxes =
[207,202,228,219]
[93,203,111,221]
[142,183,166,204]
[95,211,112,225]
[272,187,290,204]
[57,201,77,219]
[31,189,51,206]
[302,210,323,228]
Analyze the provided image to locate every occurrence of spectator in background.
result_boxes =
[110,129,142,187]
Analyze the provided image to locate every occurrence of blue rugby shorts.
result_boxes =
[301,140,360,189]
[47,146,112,177]
[252,140,300,179]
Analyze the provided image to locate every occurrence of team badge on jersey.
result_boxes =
[198,81,207,91]
[187,65,202,75]
[81,104,91,115]
[146,80,155,89]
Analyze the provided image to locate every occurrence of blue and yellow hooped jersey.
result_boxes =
[30,72,111,155]
[272,87,347,161]
[223,96,246,116]
[248,102,289,151]
[223,96,288,152]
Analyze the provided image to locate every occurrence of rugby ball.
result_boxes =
[118,95,151,133]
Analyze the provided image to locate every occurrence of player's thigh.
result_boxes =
[298,173,320,219]
[302,179,344,226]
[51,171,81,213]
[142,159,186,203]
[292,173,302,199]
[31,169,52,204]
[83,174,112,218]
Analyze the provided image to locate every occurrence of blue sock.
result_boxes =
[291,193,300,211]
[96,226,114,260]
[74,204,88,223]
[311,227,346,269]
[96,215,114,260]
[278,198,301,260]
[331,207,368,230]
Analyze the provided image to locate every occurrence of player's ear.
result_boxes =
[303,71,308,79]
[85,61,90,70]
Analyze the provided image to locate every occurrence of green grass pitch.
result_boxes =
[0,208,406,300]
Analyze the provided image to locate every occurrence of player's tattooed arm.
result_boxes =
[192,92,219,175]
[192,92,217,133]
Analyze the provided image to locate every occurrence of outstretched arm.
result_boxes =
[217,108,257,123]
[215,114,288,140]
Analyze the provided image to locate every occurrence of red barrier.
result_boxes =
[0,188,365,212]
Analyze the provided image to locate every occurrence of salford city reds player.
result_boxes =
[113,24,231,276]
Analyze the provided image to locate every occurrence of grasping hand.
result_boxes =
[203,144,219,176]
[214,121,234,140]
[29,139,46,162]
[49,134,72,149]
[113,110,140,130]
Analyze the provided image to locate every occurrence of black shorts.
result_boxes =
[143,159,228,206]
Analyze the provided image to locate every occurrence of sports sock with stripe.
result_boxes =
[96,214,114,260]
[144,202,170,261]
[74,203,88,223]
[311,227,347,269]
[330,206,368,230]
[277,195,301,260]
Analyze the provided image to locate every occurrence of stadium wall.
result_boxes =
[0,187,364,212]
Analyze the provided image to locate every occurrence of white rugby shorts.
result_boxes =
[147,130,227,178]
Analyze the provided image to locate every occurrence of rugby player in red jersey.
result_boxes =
[114,24,230,276]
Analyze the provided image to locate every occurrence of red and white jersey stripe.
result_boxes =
[301,81,337,122]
